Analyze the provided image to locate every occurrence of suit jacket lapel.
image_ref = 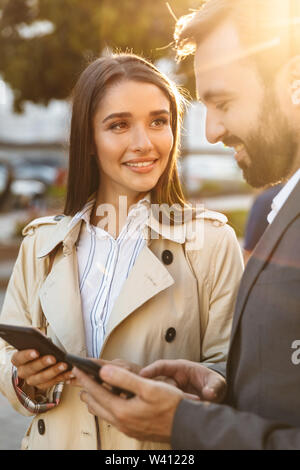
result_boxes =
[230,180,300,343]
[102,245,174,352]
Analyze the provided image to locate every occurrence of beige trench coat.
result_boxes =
[0,208,243,450]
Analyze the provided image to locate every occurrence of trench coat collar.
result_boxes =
[36,203,203,258]
[36,216,188,260]
[36,198,225,259]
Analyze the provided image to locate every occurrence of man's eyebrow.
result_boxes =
[198,90,235,104]
[102,109,170,124]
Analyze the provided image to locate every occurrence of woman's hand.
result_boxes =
[11,349,75,396]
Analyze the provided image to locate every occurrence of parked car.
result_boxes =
[11,156,65,187]
[0,153,66,210]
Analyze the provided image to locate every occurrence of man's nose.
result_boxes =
[131,125,154,153]
[205,111,227,144]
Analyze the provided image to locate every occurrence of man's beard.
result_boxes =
[237,90,298,188]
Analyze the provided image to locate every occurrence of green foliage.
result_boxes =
[0,0,199,111]
[223,209,249,238]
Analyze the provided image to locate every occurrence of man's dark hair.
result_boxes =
[175,0,300,81]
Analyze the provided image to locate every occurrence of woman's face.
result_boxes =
[92,79,174,201]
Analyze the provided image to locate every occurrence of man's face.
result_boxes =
[194,20,298,187]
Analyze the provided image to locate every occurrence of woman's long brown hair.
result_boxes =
[64,53,188,216]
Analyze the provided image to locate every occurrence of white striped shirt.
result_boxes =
[69,197,150,357]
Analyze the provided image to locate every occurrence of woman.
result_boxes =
[0,53,243,450]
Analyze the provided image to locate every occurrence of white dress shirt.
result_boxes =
[69,197,150,358]
[267,168,300,224]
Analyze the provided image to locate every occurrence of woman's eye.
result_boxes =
[151,118,168,127]
[110,121,127,130]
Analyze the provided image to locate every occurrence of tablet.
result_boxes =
[0,323,135,398]
[66,354,135,399]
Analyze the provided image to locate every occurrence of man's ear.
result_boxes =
[287,56,300,106]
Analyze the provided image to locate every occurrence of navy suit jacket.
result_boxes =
[172,180,300,449]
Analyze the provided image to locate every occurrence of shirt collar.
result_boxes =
[67,193,151,232]
[37,196,226,257]
[267,168,300,224]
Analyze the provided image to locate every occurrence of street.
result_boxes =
[0,392,31,450]
[0,289,32,450]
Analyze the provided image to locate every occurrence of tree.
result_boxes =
[0,0,197,111]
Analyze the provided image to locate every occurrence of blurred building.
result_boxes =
[0,79,69,165]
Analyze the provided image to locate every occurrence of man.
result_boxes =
[73,0,300,449]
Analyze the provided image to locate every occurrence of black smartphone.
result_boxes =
[0,323,71,369]
[66,353,135,399]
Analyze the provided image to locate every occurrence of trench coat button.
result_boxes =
[54,214,65,221]
[165,327,176,343]
[38,419,45,435]
[162,250,173,265]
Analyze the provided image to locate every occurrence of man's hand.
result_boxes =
[140,360,226,403]
[101,358,142,374]
[67,358,142,387]
[73,365,184,443]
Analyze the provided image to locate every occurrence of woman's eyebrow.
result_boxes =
[102,109,170,124]
[149,109,170,116]
[102,112,131,123]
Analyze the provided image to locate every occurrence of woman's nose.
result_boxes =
[130,126,154,154]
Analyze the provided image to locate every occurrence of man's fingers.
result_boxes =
[140,360,180,380]
[184,392,201,401]
[202,374,227,403]
[101,365,151,398]
[73,366,126,418]
[80,391,116,424]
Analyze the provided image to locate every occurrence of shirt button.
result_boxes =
[162,250,173,265]
[38,419,46,435]
[165,327,176,343]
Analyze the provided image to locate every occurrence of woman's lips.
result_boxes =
[123,160,158,174]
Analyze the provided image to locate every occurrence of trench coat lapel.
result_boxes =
[103,245,175,347]
[38,218,87,357]
[230,180,300,344]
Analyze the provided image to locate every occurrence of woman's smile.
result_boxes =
[122,158,159,173]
